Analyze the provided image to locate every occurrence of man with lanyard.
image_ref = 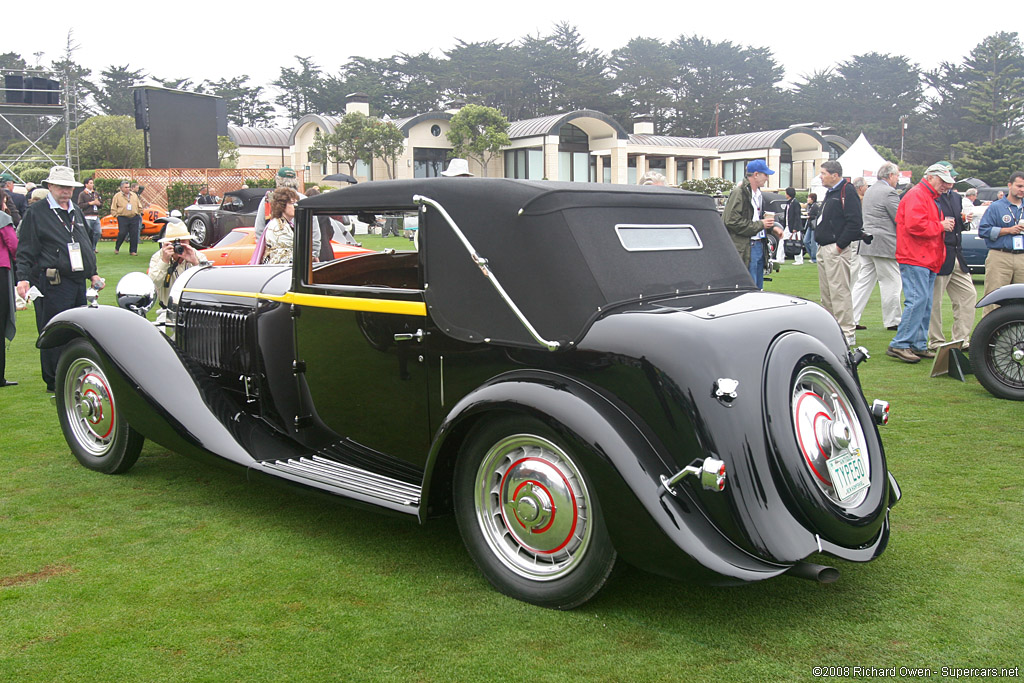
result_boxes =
[15,166,104,392]
[722,159,781,289]
[977,171,1024,316]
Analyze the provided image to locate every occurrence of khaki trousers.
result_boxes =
[982,250,1024,315]
[817,243,855,343]
[928,267,978,349]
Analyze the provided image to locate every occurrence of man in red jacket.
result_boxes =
[887,163,956,363]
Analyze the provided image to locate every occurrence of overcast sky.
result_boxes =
[14,1,1004,106]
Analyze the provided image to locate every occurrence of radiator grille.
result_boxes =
[176,305,253,374]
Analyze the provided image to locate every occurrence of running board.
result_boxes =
[258,455,421,514]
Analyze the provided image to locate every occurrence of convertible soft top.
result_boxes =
[301,178,753,348]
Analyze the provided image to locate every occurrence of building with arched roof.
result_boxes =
[229,95,848,190]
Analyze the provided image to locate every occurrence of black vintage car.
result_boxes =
[181,187,266,247]
[41,179,899,609]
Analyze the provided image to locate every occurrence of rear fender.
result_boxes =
[977,283,1024,308]
[421,370,787,582]
[39,306,296,467]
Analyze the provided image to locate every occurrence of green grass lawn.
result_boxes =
[1,246,1021,681]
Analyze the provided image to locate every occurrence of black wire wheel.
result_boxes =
[55,339,144,474]
[972,303,1024,400]
[454,415,616,609]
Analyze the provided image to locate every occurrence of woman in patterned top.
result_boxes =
[262,188,301,264]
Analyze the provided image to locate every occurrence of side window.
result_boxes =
[309,209,421,289]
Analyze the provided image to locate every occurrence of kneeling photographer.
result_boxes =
[148,219,207,307]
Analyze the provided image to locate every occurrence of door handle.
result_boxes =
[394,329,425,343]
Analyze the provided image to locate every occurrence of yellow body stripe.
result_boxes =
[182,288,427,316]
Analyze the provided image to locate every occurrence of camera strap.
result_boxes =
[163,261,179,289]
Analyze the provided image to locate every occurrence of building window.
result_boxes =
[778,142,793,189]
[703,160,711,179]
[414,148,448,178]
[558,123,590,182]
[559,151,590,182]
[430,125,441,137]
[355,159,371,179]
[504,148,543,179]
[559,123,588,146]
[676,159,689,185]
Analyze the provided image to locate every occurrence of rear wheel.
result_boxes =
[972,303,1024,400]
[55,339,144,474]
[454,416,616,609]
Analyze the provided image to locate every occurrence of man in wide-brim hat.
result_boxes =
[15,165,104,392]
[148,219,206,307]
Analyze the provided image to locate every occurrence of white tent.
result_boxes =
[808,132,888,198]
[835,133,888,182]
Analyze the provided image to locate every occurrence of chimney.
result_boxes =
[633,115,655,135]
[346,92,370,116]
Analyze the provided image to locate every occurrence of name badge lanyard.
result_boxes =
[751,191,765,240]
[55,206,85,272]
[1008,205,1024,251]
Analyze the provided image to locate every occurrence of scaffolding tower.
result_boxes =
[0,67,78,181]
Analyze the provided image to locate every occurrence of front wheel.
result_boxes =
[187,215,209,246]
[972,303,1024,400]
[454,416,616,609]
[55,339,144,474]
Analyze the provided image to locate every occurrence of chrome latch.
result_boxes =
[394,329,425,342]
[871,399,890,426]
[714,378,739,402]
[661,457,727,496]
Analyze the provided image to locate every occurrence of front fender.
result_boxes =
[39,305,295,468]
[422,370,788,583]
[977,283,1024,308]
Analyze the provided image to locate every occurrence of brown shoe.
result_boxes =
[886,346,921,363]
[913,348,936,359]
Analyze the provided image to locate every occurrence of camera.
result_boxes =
[856,231,873,245]
[172,239,185,255]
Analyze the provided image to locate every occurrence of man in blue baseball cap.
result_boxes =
[723,159,783,288]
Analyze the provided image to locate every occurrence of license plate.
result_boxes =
[826,450,869,501]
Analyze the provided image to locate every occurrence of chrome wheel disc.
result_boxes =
[63,358,116,456]
[474,434,592,581]
[792,367,870,507]
[984,320,1024,390]
[188,217,207,243]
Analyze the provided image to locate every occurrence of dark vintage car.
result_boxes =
[40,178,900,609]
[182,187,266,247]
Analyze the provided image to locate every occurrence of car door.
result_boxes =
[291,226,432,470]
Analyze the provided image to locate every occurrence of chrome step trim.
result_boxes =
[260,455,421,508]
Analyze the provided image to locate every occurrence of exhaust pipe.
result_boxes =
[786,562,840,584]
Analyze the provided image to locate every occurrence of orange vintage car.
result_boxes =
[199,227,371,266]
[100,207,171,240]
